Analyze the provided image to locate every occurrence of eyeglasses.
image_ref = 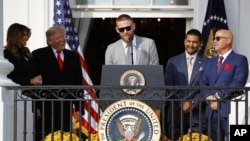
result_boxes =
[214,36,228,41]
[118,26,132,33]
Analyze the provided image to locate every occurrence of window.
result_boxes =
[75,0,189,5]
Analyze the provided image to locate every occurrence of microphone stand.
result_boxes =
[129,36,134,65]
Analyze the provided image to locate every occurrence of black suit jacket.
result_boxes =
[32,46,83,85]
[32,46,83,133]
[4,48,34,85]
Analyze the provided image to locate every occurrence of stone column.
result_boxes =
[0,0,19,140]
[0,0,16,86]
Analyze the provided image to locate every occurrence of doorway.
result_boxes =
[84,18,186,85]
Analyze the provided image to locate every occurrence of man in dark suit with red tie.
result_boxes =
[200,29,249,141]
[32,26,83,139]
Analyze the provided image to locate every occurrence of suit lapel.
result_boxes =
[117,40,126,64]
[62,50,68,72]
[190,55,203,84]
[44,47,62,74]
[47,47,59,66]
[180,53,189,84]
[135,35,141,65]
[216,51,234,77]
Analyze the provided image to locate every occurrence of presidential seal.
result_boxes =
[120,70,145,95]
[98,99,161,141]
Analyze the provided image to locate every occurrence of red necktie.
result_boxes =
[216,56,224,75]
[56,51,63,71]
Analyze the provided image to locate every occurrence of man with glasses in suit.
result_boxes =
[105,14,159,65]
[104,14,163,138]
[200,29,249,141]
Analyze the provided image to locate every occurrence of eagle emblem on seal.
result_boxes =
[116,115,145,141]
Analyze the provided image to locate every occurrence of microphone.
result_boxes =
[129,36,134,65]
[129,36,133,42]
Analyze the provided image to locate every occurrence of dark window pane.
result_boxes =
[84,18,186,85]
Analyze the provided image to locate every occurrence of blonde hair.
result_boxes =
[116,14,134,25]
[46,26,65,45]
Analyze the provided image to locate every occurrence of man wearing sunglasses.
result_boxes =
[104,14,162,131]
[200,29,249,141]
[105,14,159,65]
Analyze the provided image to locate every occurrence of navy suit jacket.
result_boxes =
[165,52,208,99]
[165,52,208,124]
[199,51,249,117]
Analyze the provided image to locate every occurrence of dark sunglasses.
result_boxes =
[214,36,228,41]
[118,26,132,33]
